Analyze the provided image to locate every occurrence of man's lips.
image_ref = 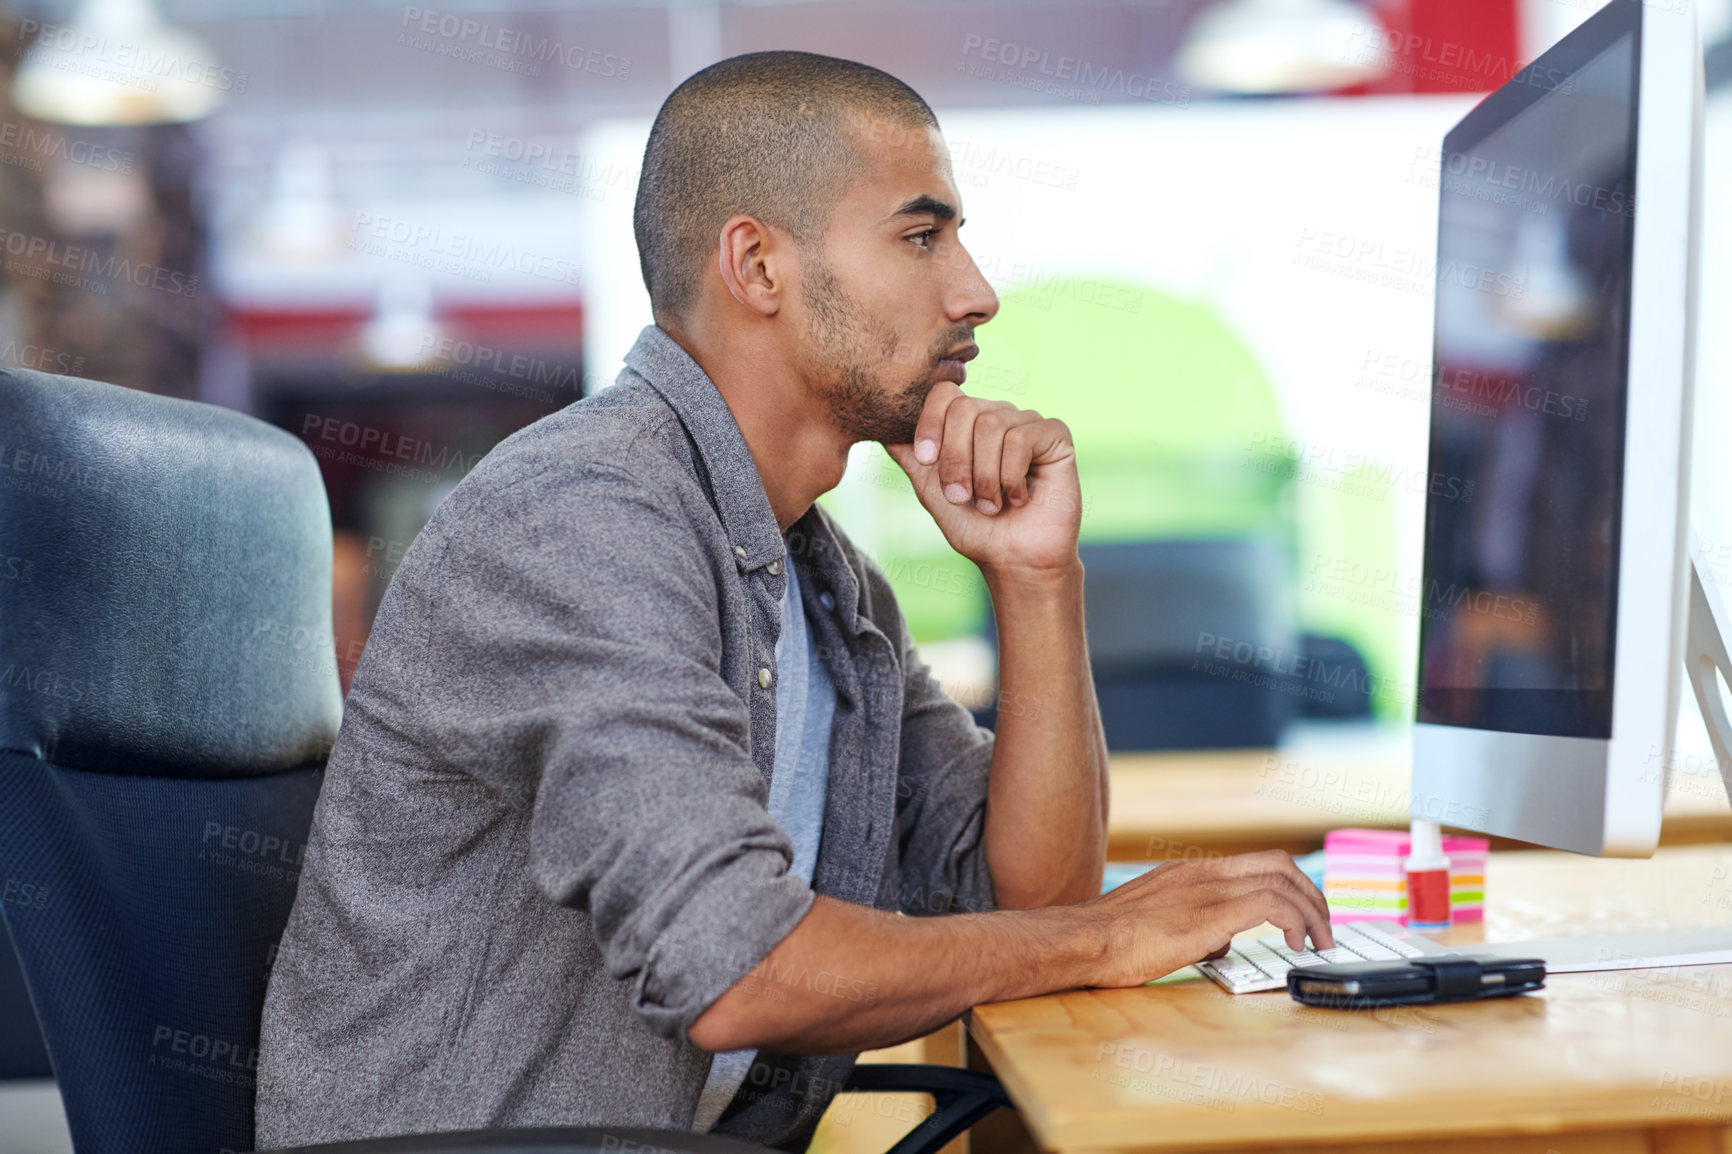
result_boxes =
[934,343,979,384]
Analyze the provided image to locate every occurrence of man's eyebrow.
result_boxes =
[888,194,959,224]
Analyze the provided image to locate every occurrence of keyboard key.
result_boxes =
[1349,925,1436,957]
[1223,976,1276,991]
[1204,968,1263,988]
[1257,935,1327,962]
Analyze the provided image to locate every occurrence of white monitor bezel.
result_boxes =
[1411,0,1704,856]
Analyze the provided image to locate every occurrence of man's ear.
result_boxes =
[716,214,784,318]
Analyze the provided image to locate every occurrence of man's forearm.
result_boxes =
[980,559,1110,908]
[689,844,1339,1057]
[688,894,1106,1055]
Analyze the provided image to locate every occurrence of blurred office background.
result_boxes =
[2,0,1732,1143]
[0,0,1728,742]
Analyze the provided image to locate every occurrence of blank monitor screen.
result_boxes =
[1417,21,1639,739]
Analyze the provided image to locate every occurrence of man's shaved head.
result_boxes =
[633,50,939,324]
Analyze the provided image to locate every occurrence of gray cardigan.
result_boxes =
[253,324,998,1151]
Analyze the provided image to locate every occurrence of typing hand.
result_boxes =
[1083,850,1336,986]
[885,383,1082,580]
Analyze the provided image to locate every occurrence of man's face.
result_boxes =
[793,115,999,445]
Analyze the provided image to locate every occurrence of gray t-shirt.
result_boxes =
[691,553,836,1132]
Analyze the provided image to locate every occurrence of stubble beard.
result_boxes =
[799,255,942,446]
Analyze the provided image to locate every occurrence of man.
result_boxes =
[254,50,1332,1151]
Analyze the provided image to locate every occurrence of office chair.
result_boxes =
[1077,538,1298,749]
[985,539,1370,749]
[973,538,1324,747]
[0,367,1007,1154]
[1,919,53,1078]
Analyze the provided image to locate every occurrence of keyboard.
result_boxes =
[1194,919,1458,994]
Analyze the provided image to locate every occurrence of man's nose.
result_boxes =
[948,249,999,326]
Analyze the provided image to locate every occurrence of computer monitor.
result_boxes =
[1410,0,1719,856]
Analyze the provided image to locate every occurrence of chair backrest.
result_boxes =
[0,915,53,1078]
[1078,538,1294,677]
[0,367,342,1154]
[1072,538,1298,748]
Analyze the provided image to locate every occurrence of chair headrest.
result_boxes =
[0,368,342,777]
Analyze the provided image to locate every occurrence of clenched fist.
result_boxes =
[885,382,1082,578]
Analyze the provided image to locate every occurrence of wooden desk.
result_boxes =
[970,845,1732,1154]
[1109,725,1732,860]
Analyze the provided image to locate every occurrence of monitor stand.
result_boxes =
[1684,535,1732,812]
[1459,538,1732,972]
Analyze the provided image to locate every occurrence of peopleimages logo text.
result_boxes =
[401,7,631,77]
[960,35,1190,105]
[1442,151,1633,217]
[0,228,198,296]
[17,19,248,93]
